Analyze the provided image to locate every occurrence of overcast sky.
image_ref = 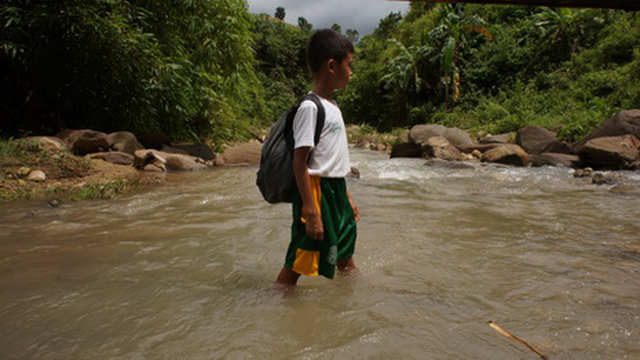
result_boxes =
[246,0,409,36]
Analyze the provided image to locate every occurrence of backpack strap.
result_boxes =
[302,93,326,145]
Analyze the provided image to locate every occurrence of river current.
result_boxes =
[1,149,639,359]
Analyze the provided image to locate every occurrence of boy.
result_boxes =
[275,29,360,287]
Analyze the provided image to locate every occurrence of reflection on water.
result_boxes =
[1,149,639,359]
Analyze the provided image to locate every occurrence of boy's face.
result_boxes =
[332,52,353,90]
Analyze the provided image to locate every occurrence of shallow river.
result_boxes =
[1,149,640,359]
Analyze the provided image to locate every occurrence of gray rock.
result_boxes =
[55,129,110,155]
[423,136,464,161]
[165,155,208,171]
[529,153,581,168]
[170,143,216,161]
[409,124,473,149]
[516,126,557,155]
[108,131,144,155]
[542,140,574,155]
[137,132,172,150]
[578,134,640,169]
[572,109,640,153]
[481,144,529,167]
[390,142,422,158]
[479,133,513,144]
[215,142,262,166]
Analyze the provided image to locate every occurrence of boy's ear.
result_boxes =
[327,59,336,72]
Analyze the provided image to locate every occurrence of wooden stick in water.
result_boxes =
[488,321,549,360]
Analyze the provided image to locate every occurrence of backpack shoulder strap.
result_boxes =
[302,93,326,145]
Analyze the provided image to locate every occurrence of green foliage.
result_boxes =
[0,0,259,146]
[341,4,640,142]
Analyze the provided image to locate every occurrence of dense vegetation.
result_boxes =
[1,1,639,146]
[341,4,640,141]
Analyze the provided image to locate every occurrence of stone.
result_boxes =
[27,170,46,182]
[161,145,189,155]
[215,142,261,166]
[55,129,110,155]
[170,143,216,161]
[578,134,640,169]
[529,153,581,168]
[409,124,473,149]
[390,142,422,158]
[422,136,464,161]
[137,132,172,150]
[18,167,31,177]
[21,136,68,152]
[572,109,640,153]
[87,152,134,166]
[573,167,594,178]
[479,133,513,144]
[165,155,208,171]
[516,126,557,155]
[481,144,529,166]
[107,131,144,155]
[592,173,617,186]
[541,140,574,155]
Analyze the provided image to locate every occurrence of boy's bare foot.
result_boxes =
[337,258,359,277]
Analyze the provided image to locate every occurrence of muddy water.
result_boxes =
[1,149,640,359]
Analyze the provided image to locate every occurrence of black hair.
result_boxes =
[307,29,354,74]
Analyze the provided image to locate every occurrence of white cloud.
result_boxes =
[246,0,409,36]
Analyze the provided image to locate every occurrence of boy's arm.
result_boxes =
[293,146,324,241]
[347,190,360,222]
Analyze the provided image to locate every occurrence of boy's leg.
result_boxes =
[337,257,359,276]
[275,267,300,287]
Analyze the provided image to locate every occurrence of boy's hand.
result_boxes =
[305,208,324,240]
[347,190,360,222]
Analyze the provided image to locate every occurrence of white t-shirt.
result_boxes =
[292,93,351,178]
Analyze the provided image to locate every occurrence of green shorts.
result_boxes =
[284,176,357,279]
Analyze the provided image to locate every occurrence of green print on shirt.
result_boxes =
[326,120,342,135]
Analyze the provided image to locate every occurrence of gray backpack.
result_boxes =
[256,93,325,204]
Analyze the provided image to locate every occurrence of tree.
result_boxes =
[346,29,360,44]
[331,23,342,34]
[429,4,492,107]
[298,17,312,32]
[275,7,286,21]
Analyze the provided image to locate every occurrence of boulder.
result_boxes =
[215,142,261,166]
[88,152,134,166]
[170,143,216,161]
[422,136,464,161]
[108,131,143,155]
[165,155,208,171]
[479,133,513,144]
[21,136,68,152]
[529,153,581,168]
[516,126,557,155]
[572,109,640,153]
[541,140,574,155]
[481,144,529,166]
[27,170,46,182]
[409,124,473,149]
[137,132,172,150]
[55,129,109,155]
[459,143,505,154]
[161,145,189,155]
[578,134,640,169]
[390,142,422,158]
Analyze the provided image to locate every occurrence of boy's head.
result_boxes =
[307,29,354,75]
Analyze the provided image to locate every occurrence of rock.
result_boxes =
[541,140,574,154]
[165,155,208,171]
[592,172,617,186]
[471,149,483,159]
[161,145,189,155]
[55,129,110,155]
[422,136,464,161]
[107,131,144,155]
[21,136,68,152]
[578,134,640,169]
[27,170,46,182]
[88,152,134,166]
[573,167,594,178]
[529,153,581,168]
[170,143,216,161]
[459,143,506,154]
[481,144,529,166]
[137,132,172,150]
[18,167,31,177]
[516,126,557,155]
[390,142,422,158]
[479,133,513,144]
[409,124,473,149]
[572,109,640,153]
[215,142,262,166]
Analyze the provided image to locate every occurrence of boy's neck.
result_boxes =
[311,81,334,102]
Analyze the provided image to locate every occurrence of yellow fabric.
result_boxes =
[292,249,320,276]
[300,175,322,224]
